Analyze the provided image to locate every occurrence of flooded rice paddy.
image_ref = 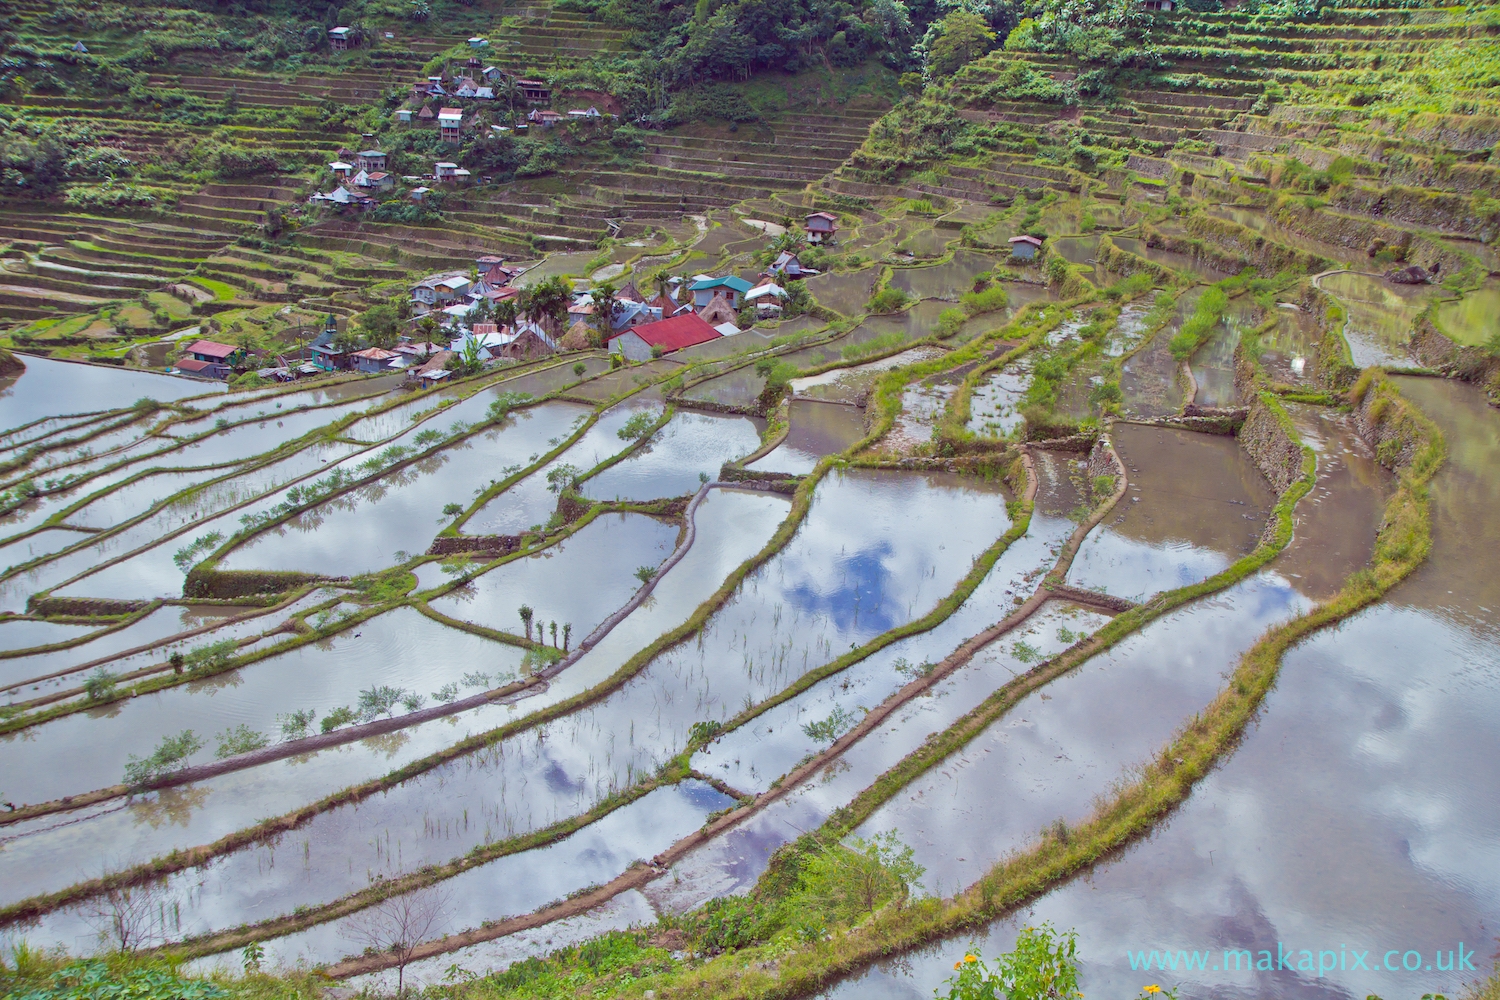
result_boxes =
[826,377,1498,1000]
[0,238,1491,999]
[427,513,679,639]
[1068,424,1275,600]
[747,399,867,474]
[1318,270,1438,367]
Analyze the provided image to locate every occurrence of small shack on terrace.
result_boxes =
[1008,235,1044,260]
[804,212,839,244]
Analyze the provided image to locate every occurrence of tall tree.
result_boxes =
[520,274,573,334]
[589,280,619,346]
[927,9,996,75]
[357,304,400,348]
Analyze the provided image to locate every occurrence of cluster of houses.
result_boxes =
[174,338,316,382]
[395,64,618,137]
[312,147,471,211]
[398,242,823,367]
[172,217,837,383]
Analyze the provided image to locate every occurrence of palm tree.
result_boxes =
[519,274,572,335]
[589,280,618,347]
[518,604,533,641]
[493,297,518,329]
[650,267,673,302]
[562,622,572,651]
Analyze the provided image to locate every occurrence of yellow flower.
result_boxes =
[1144,986,1162,995]
[964,955,979,964]
[954,962,962,970]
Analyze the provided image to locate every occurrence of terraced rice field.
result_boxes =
[2,0,1499,995]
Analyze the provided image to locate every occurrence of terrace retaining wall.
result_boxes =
[1238,395,1304,494]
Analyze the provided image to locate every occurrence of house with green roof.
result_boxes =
[687,275,752,310]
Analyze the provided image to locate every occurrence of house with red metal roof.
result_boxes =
[608,312,721,362]
[183,340,243,365]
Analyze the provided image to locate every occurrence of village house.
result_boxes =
[413,79,447,99]
[518,79,551,103]
[454,79,479,99]
[450,325,506,361]
[410,351,454,384]
[176,358,231,379]
[438,108,464,142]
[328,26,353,51]
[481,284,522,309]
[434,161,470,183]
[766,250,815,279]
[609,312,721,362]
[328,160,353,179]
[418,106,436,124]
[499,321,557,361]
[804,212,839,245]
[396,109,414,123]
[357,171,394,194]
[394,340,443,360]
[411,272,473,314]
[688,274,752,310]
[613,299,664,331]
[647,290,691,319]
[567,106,602,119]
[184,339,244,366]
[408,186,431,202]
[696,291,739,328]
[310,186,374,211]
[1008,235,1044,260]
[349,347,400,374]
[482,66,507,83]
[309,335,347,372]
[475,86,494,100]
[356,150,387,173]
[528,109,566,127]
[745,282,788,318]
[307,186,372,212]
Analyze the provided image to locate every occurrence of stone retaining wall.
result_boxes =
[427,535,526,557]
[1410,320,1500,401]
[1237,395,1304,494]
[26,596,150,617]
